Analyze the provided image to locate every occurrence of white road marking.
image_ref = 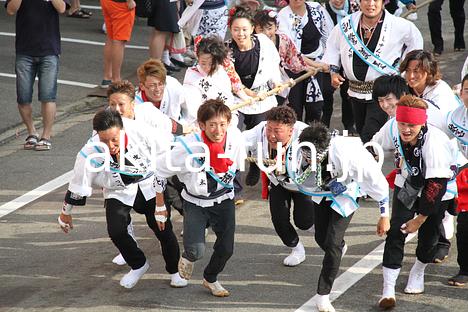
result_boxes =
[296,233,416,311]
[0,73,97,89]
[0,171,73,219]
[80,5,101,10]
[0,32,148,50]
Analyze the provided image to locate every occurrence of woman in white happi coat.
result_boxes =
[57,109,187,289]
[292,122,389,312]
[178,0,228,40]
[183,36,251,127]
[155,100,245,297]
[242,106,315,270]
[323,0,423,143]
[135,59,195,129]
[371,95,457,310]
[226,6,282,129]
[277,0,333,123]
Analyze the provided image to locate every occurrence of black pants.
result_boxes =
[382,187,448,269]
[237,111,267,131]
[314,199,352,295]
[182,199,235,283]
[457,212,468,274]
[105,188,180,272]
[428,0,466,51]
[269,184,315,247]
[286,70,323,123]
[321,78,355,131]
[350,96,388,143]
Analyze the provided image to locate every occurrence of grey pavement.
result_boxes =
[0,1,467,311]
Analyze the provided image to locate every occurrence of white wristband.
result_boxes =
[62,202,73,215]
[156,205,167,212]
[155,215,167,222]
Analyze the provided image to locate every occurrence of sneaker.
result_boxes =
[119,261,149,289]
[448,273,468,287]
[170,272,188,288]
[203,279,230,297]
[112,253,127,266]
[100,79,112,89]
[178,257,194,280]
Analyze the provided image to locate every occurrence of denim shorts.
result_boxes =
[15,54,59,104]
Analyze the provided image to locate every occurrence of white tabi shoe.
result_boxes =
[170,272,188,288]
[283,241,306,267]
[404,260,427,294]
[112,253,126,266]
[316,294,335,312]
[120,261,149,289]
[379,267,400,309]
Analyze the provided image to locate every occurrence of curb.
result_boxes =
[0,95,106,146]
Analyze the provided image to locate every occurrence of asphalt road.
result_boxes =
[0,1,467,311]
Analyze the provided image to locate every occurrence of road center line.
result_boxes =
[296,233,416,311]
[0,73,98,88]
[0,32,148,50]
[0,171,72,219]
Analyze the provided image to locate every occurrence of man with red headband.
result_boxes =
[155,99,245,297]
[372,95,457,309]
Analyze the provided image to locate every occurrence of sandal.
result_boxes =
[68,9,91,18]
[24,134,39,150]
[34,138,52,151]
[79,8,93,16]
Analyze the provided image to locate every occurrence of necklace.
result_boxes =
[359,13,382,44]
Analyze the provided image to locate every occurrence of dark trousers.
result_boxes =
[182,199,235,283]
[287,70,323,123]
[383,187,448,269]
[457,212,468,274]
[314,199,352,295]
[350,96,388,143]
[321,78,355,131]
[105,188,180,272]
[237,111,267,131]
[428,0,466,50]
[269,184,315,247]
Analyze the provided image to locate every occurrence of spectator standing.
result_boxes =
[100,0,136,88]
[6,0,66,151]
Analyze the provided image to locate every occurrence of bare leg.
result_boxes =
[17,103,37,136]
[103,37,113,81]
[41,101,56,140]
[149,29,167,60]
[111,40,126,82]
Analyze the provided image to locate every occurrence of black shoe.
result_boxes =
[433,47,443,56]
[245,163,260,186]
[164,62,181,72]
[448,273,468,287]
[170,57,192,68]
[433,245,449,263]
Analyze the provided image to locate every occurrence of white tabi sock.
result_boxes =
[120,261,149,289]
[170,272,188,288]
[405,259,427,294]
[283,241,306,266]
[316,294,335,312]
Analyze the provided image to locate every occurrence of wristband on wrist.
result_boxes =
[62,202,74,215]
[378,197,389,217]
[156,205,167,212]
[329,65,340,73]
[155,215,167,222]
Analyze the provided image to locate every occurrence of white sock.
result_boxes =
[112,253,126,266]
[170,272,188,287]
[316,294,335,312]
[382,267,400,298]
[171,53,184,62]
[162,50,171,65]
[120,261,149,289]
[413,259,428,272]
[293,241,305,254]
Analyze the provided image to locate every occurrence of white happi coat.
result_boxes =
[372,119,457,200]
[134,102,174,136]
[323,10,423,100]
[277,2,333,60]
[183,65,237,126]
[67,118,171,206]
[155,127,245,207]
[446,105,468,159]
[135,76,191,124]
[231,34,282,115]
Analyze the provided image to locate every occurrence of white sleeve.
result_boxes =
[371,119,395,152]
[68,148,95,198]
[155,139,190,178]
[423,130,456,179]
[401,20,423,58]
[242,124,263,154]
[322,25,342,67]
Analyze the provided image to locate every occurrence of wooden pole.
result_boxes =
[230,67,320,112]
[401,0,434,19]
